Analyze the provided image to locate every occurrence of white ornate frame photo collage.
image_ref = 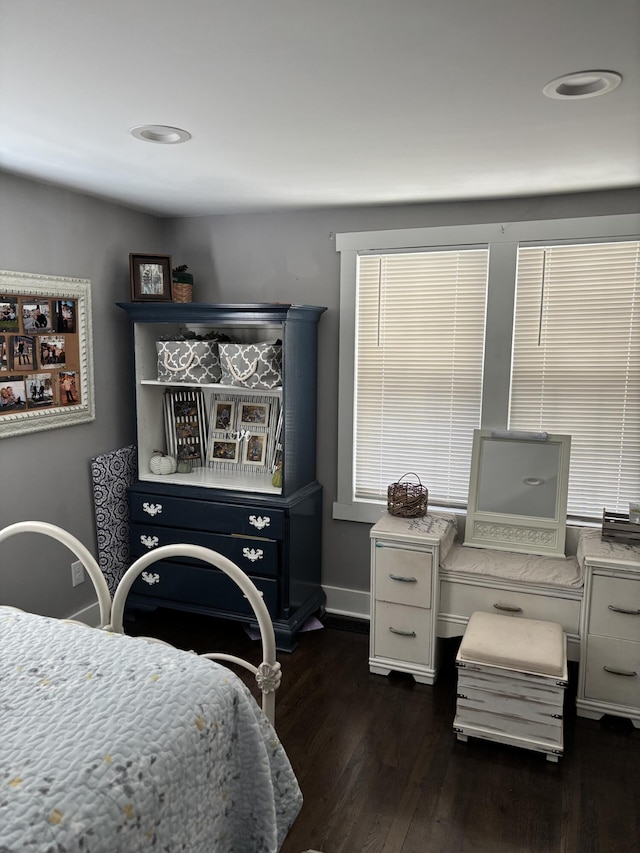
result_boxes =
[0,270,94,438]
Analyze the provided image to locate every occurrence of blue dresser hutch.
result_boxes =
[118,302,326,651]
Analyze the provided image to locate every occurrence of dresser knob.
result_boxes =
[243,547,264,562]
[141,571,160,586]
[249,515,271,530]
[140,535,159,549]
[142,502,163,517]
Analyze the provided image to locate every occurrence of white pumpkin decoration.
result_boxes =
[149,451,177,475]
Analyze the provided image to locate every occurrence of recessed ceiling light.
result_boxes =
[543,70,622,100]
[130,125,192,144]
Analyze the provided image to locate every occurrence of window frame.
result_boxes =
[333,213,640,524]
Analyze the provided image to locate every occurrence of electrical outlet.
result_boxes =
[71,560,85,587]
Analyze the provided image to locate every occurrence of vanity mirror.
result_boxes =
[464,429,571,557]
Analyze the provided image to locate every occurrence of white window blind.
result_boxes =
[510,240,640,519]
[355,248,488,505]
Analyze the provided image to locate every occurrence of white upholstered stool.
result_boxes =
[454,611,568,762]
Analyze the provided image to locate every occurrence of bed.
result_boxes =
[0,521,302,852]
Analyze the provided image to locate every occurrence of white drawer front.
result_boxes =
[456,684,564,723]
[454,704,563,747]
[440,579,580,635]
[457,669,566,706]
[374,544,432,608]
[374,601,431,665]
[589,575,640,641]
[584,635,640,707]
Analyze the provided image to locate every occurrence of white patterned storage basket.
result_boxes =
[219,342,282,389]
[156,340,222,384]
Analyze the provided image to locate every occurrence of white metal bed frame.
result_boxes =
[0,520,281,725]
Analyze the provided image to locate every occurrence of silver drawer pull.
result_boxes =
[141,571,160,586]
[249,515,271,530]
[493,603,523,613]
[389,574,418,583]
[140,535,159,549]
[603,666,637,678]
[388,627,417,638]
[607,604,640,616]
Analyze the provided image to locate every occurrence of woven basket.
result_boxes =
[172,282,193,303]
[387,473,428,518]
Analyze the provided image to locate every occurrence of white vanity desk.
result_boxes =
[369,513,640,726]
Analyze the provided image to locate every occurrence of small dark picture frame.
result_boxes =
[129,253,173,301]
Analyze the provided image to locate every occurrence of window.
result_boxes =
[510,240,640,519]
[334,214,640,524]
[355,248,488,506]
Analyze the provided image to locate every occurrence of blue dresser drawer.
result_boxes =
[130,522,279,577]
[129,490,285,539]
[128,559,278,618]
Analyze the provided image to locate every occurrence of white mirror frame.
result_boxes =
[464,429,571,557]
[0,270,94,437]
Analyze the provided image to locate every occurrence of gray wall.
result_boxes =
[0,172,164,617]
[165,188,640,598]
[1,172,637,616]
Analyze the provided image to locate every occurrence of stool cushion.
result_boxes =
[459,611,566,677]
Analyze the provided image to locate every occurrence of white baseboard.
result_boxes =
[323,584,370,620]
[70,589,370,630]
[69,600,101,627]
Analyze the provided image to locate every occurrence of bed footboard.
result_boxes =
[0,524,282,725]
[110,543,281,724]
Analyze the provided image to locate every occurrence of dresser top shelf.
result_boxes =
[577,527,640,571]
[117,302,327,325]
[370,512,458,552]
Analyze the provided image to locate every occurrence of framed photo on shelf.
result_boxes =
[212,399,236,431]
[209,438,240,464]
[163,388,207,466]
[129,253,173,302]
[243,433,267,466]
[0,270,94,438]
[238,401,270,428]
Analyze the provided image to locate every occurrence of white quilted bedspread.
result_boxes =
[0,606,302,852]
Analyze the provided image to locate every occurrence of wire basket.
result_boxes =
[387,473,428,518]
[172,282,193,303]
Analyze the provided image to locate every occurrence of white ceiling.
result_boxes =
[1,0,638,217]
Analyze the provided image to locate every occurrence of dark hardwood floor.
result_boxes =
[126,610,640,853]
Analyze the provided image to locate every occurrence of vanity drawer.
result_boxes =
[439,579,581,635]
[583,635,640,707]
[130,522,279,576]
[589,575,640,641]
[374,543,432,608]
[373,601,431,665]
[129,558,278,618]
[129,490,285,539]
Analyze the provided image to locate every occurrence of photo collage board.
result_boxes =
[0,294,82,415]
[162,387,282,474]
